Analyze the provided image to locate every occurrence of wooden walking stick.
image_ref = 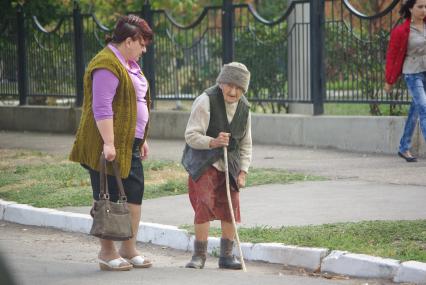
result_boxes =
[223,146,247,272]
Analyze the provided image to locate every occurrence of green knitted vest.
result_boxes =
[69,47,150,178]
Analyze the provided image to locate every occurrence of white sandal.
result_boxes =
[124,256,152,268]
[98,258,132,271]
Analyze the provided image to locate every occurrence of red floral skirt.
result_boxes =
[188,166,240,224]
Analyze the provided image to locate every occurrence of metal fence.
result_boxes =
[0,16,18,98]
[28,14,76,98]
[150,5,223,100]
[0,0,407,113]
[324,0,408,104]
[150,2,310,103]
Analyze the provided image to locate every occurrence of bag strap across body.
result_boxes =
[99,154,127,203]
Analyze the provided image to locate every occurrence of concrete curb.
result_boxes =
[0,199,425,284]
[394,261,426,284]
[321,250,400,279]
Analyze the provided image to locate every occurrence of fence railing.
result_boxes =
[324,0,408,105]
[0,0,406,114]
[1,15,18,99]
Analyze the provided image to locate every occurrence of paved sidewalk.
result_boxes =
[2,130,426,228]
[62,180,426,228]
[1,130,426,186]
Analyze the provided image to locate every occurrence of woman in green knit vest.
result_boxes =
[69,15,153,271]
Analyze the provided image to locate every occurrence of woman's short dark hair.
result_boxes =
[400,0,418,18]
[106,14,153,45]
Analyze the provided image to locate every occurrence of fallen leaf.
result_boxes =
[322,273,349,280]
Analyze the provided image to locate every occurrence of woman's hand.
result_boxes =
[237,171,247,188]
[103,143,116,161]
[209,132,230,149]
[140,141,149,160]
[384,82,393,94]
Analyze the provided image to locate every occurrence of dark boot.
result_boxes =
[185,240,207,269]
[218,238,242,270]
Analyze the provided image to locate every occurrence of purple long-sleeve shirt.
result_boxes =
[92,44,149,139]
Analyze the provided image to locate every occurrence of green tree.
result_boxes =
[2,0,70,24]
[251,0,288,20]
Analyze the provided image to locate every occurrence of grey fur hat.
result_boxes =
[216,62,251,93]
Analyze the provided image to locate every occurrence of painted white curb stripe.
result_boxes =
[137,222,191,251]
[321,251,400,279]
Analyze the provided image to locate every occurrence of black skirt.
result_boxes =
[85,138,145,205]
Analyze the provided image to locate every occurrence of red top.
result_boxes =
[385,18,411,85]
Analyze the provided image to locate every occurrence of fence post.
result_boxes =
[142,0,156,108]
[73,1,84,107]
[288,0,312,114]
[222,0,234,64]
[16,4,28,105]
[309,0,325,115]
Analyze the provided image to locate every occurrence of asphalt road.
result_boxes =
[0,222,396,285]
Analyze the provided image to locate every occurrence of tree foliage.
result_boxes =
[2,0,292,25]
[345,0,395,15]
[251,0,288,20]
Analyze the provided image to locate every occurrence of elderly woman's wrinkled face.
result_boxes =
[220,83,244,103]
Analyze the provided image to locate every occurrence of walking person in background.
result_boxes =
[69,15,153,271]
[385,0,426,162]
[182,62,252,270]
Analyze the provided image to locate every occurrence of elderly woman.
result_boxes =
[182,62,252,270]
[70,15,153,271]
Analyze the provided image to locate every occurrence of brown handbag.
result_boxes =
[89,154,133,241]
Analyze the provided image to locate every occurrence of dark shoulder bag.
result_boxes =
[89,154,133,241]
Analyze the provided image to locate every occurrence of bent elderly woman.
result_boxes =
[182,62,252,270]
[70,15,153,271]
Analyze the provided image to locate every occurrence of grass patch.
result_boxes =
[181,220,426,262]
[0,161,92,208]
[247,168,322,186]
[0,149,321,208]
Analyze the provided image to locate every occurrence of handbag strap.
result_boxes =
[99,154,127,202]
[99,154,109,200]
[111,159,127,202]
